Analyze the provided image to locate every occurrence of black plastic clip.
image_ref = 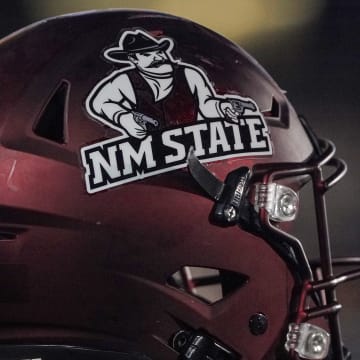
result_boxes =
[172,330,237,360]
[212,167,251,225]
[187,147,251,226]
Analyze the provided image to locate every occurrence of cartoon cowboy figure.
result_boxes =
[86,29,253,139]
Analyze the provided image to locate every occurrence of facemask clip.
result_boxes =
[187,147,251,225]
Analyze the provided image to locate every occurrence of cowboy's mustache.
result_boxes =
[149,59,172,67]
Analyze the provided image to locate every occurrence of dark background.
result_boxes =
[1,0,359,357]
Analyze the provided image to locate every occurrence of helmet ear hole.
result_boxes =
[33,80,69,144]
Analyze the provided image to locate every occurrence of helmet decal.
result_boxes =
[81,29,272,193]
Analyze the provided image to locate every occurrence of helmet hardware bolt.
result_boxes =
[249,313,268,335]
[224,205,237,222]
[172,330,191,352]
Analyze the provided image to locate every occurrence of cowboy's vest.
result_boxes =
[127,65,197,129]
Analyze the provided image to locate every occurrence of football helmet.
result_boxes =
[0,10,359,360]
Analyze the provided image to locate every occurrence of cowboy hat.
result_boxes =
[104,29,172,63]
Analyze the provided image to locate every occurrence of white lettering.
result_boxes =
[88,145,121,184]
[184,123,208,156]
[208,122,231,154]
[224,122,244,150]
[246,118,266,148]
[81,116,272,193]
[162,128,186,164]
[118,136,157,175]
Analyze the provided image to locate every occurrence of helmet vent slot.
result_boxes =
[0,226,27,240]
[33,80,69,144]
[167,266,248,304]
[262,95,289,128]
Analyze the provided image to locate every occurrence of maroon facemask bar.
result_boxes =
[187,138,360,359]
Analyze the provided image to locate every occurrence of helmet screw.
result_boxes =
[249,313,268,335]
[224,205,237,222]
[172,330,191,352]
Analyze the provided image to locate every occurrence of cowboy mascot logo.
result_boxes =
[81,29,272,193]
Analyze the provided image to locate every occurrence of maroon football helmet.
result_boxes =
[0,10,359,360]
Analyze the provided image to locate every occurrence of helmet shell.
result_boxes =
[0,10,315,359]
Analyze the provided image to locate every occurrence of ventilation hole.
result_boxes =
[33,80,69,144]
[262,96,289,128]
[268,96,280,118]
[0,226,27,240]
[167,266,249,304]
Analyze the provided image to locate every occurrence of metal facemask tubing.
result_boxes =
[255,139,360,360]
[187,139,360,360]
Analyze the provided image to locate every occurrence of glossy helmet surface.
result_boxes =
[0,9,359,360]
